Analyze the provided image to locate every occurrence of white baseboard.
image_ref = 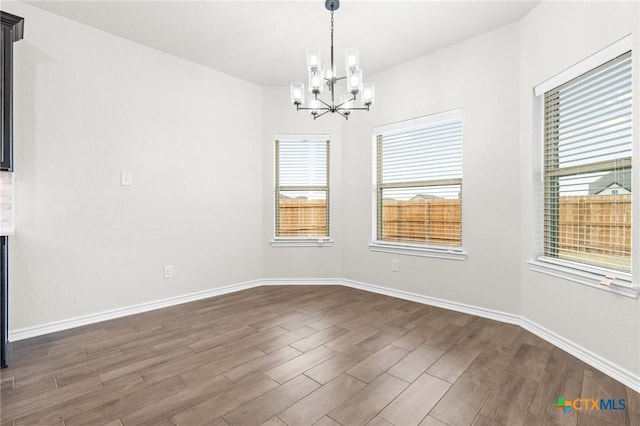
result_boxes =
[9,279,263,342]
[520,319,640,393]
[9,277,639,393]
[341,279,521,326]
[261,278,343,286]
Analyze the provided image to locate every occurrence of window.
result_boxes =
[542,51,632,273]
[531,36,637,298]
[370,109,465,259]
[273,136,331,245]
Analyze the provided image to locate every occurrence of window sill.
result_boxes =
[368,241,467,260]
[270,238,334,248]
[528,257,638,299]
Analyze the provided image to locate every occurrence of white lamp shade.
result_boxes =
[306,49,322,72]
[362,83,375,105]
[308,99,321,114]
[347,68,363,95]
[309,72,324,94]
[345,48,360,71]
[323,65,336,81]
[290,83,305,105]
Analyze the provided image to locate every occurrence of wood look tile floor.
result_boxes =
[1,285,638,426]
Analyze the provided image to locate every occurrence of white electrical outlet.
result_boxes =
[120,171,132,186]
[391,259,399,272]
[163,265,174,279]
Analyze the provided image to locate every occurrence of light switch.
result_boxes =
[120,171,132,186]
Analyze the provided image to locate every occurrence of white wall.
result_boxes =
[261,87,344,279]
[519,1,640,380]
[5,2,264,331]
[341,23,523,315]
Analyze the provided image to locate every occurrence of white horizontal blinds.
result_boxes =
[275,139,330,237]
[377,117,463,246]
[544,51,632,273]
[381,121,463,183]
[278,140,327,187]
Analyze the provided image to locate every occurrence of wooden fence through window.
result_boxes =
[381,199,462,246]
[278,198,327,236]
[558,195,631,257]
[278,195,632,262]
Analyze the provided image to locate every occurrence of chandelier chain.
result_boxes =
[330,12,334,68]
[330,10,334,40]
[330,10,335,102]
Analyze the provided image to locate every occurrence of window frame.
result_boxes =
[529,35,638,298]
[271,134,333,248]
[369,109,467,260]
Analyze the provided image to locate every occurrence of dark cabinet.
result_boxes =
[0,10,22,369]
[1,11,24,171]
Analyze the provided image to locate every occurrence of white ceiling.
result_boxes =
[26,0,539,86]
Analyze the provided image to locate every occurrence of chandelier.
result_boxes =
[290,0,375,120]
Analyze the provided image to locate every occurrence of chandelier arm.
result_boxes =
[313,110,331,120]
[317,98,333,109]
[334,98,351,109]
[296,106,330,111]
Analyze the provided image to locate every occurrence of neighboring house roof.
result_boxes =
[588,169,631,195]
[278,194,310,200]
[410,194,442,200]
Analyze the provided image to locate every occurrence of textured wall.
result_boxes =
[5,1,264,330]
[341,23,523,315]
